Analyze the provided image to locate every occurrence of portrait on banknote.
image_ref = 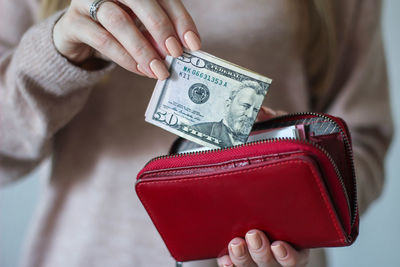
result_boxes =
[191,80,266,147]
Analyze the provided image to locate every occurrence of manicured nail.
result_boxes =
[150,59,170,80]
[184,31,201,51]
[271,243,287,259]
[230,240,244,257]
[137,63,155,78]
[246,231,262,250]
[136,64,146,76]
[165,36,183,58]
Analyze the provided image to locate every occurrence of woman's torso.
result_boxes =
[21,1,319,266]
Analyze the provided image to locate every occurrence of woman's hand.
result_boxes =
[53,0,201,79]
[217,230,310,267]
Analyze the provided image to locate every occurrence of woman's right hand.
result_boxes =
[53,0,201,80]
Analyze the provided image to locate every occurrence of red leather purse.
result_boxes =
[135,113,359,262]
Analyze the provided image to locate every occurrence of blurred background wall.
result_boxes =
[326,0,400,266]
[1,1,399,266]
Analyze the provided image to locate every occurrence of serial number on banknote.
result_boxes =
[179,66,229,87]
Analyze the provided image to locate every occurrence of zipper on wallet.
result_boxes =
[140,112,357,229]
[139,150,306,180]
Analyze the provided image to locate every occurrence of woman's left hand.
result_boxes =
[217,229,309,267]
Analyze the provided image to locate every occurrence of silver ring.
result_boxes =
[89,0,115,22]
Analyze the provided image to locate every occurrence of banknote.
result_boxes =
[145,50,272,148]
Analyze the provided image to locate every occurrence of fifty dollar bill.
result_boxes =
[145,50,272,148]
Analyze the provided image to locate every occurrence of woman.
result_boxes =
[0,0,392,266]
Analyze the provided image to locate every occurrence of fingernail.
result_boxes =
[246,231,262,250]
[184,31,201,51]
[137,63,155,78]
[150,59,170,80]
[136,64,146,76]
[230,241,244,257]
[271,243,287,259]
[165,36,183,58]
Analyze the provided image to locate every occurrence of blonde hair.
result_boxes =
[40,0,70,20]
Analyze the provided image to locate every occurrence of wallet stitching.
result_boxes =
[137,159,346,246]
[140,155,292,179]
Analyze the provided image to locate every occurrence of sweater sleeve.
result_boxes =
[0,8,115,186]
[323,0,393,215]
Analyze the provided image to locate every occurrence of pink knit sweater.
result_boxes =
[0,0,392,266]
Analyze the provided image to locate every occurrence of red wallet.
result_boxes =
[135,113,359,262]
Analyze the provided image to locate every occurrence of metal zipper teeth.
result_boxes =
[136,139,282,186]
[144,138,280,166]
[142,112,357,230]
